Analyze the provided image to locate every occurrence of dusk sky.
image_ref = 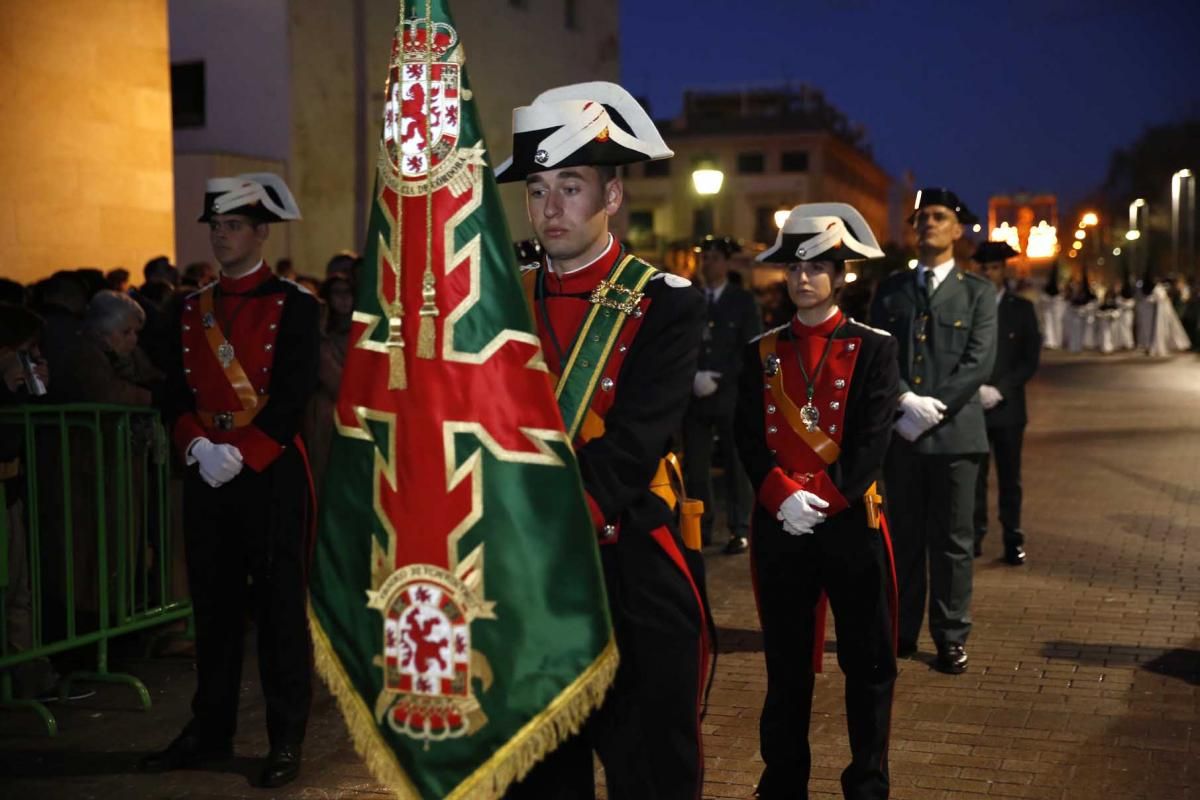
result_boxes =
[620,0,1199,215]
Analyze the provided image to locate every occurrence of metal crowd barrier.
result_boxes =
[0,404,192,735]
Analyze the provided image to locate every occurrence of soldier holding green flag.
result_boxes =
[495,81,710,799]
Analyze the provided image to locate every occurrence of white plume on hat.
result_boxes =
[203,173,301,221]
[494,81,672,179]
[758,203,884,262]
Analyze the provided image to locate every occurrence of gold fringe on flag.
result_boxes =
[416,274,438,359]
[309,606,619,800]
[386,302,407,390]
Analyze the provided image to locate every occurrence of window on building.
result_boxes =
[737,152,765,174]
[565,0,578,30]
[781,151,809,172]
[170,61,205,129]
[644,159,670,178]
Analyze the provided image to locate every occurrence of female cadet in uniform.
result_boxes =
[735,204,899,800]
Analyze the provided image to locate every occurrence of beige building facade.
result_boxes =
[2,1,175,285]
[171,0,619,276]
[620,88,892,269]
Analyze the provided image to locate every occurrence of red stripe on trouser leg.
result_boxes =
[649,525,707,800]
[879,512,899,652]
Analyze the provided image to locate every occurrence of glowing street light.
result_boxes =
[844,272,859,283]
[1080,212,1099,227]
[774,209,791,229]
[1071,240,1083,250]
[972,223,982,233]
[907,259,918,269]
[1113,248,1122,256]
[1074,229,1086,240]
[1125,230,1141,241]
[691,168,724,196]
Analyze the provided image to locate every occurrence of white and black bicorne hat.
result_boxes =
[198,173,302,223]
[757,203,885,264]
[493,81,673,183]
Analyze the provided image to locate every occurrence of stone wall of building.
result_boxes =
[2,1,174,284]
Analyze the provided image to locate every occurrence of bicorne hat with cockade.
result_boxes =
[198,173,302,223]
[757,203,885,264]
[909,187,978,226]
[973,240,1019,264]
[493,81,673,183]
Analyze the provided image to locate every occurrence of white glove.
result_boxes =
[777,490,829,533]
[692,370,722,398]
[894,412,924,442]
[189,437,244,488]
[899,392,947,428]
[979,384,1003,410]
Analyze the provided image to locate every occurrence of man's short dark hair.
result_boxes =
[595,164,618,184]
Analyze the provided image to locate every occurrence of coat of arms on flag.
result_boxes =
[308,2,616,798]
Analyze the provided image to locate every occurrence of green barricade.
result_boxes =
[0,403,192,735]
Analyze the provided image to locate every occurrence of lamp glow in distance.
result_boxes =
[691,163,723,239]
[774,209,790,229]
[692,168,724,196]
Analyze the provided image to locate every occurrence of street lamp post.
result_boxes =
[1128,198,1146,281]
[691,163,724,239]
[1171,169,1195,278]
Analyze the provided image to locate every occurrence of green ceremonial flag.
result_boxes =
[308,2,617,797]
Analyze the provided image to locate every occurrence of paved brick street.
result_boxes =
[2,351,1197,799]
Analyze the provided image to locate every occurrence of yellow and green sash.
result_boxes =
[552,253,658,441]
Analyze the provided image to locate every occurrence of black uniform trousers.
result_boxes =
[682,403,752,544]
[752,505,895,800]
[504,520,705,800]
[182,446,312,748]
[885,440,979,650]
[973,424,1025,548]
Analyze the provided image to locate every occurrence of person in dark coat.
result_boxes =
[141,173,319,789]
[683,234,761,554]
[496,81,708,800]
[869,188,997,675]
[971,241,1040,565]
[737,203,899,800]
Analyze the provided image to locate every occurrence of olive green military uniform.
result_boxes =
[870,264,996,651]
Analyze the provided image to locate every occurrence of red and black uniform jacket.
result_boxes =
[734,310,899,550]
[528,236,705,542]
[165,265,320,472]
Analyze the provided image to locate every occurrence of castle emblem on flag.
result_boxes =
[382,17,474,196]
[367,559,496,743]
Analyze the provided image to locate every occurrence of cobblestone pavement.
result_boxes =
[2,351,1197,799]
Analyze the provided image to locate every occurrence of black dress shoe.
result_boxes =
[897,640,918,659]
[935,643,968,674]
[260,744,302,788]
[139,729,232,772]
[1005,544,1026,566]
[723,535,748,555]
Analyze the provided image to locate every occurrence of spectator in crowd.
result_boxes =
[0,277,25,306]
[143,256,179,288]
[75,268,107,299]
[106,268,131,293]
[181,261,217,290]
[325,251,356,278]
[0,303,60,699]
[304,273,354,494]
[54,290,163,405]
[30,271,87,380]
[275,258,295,279]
